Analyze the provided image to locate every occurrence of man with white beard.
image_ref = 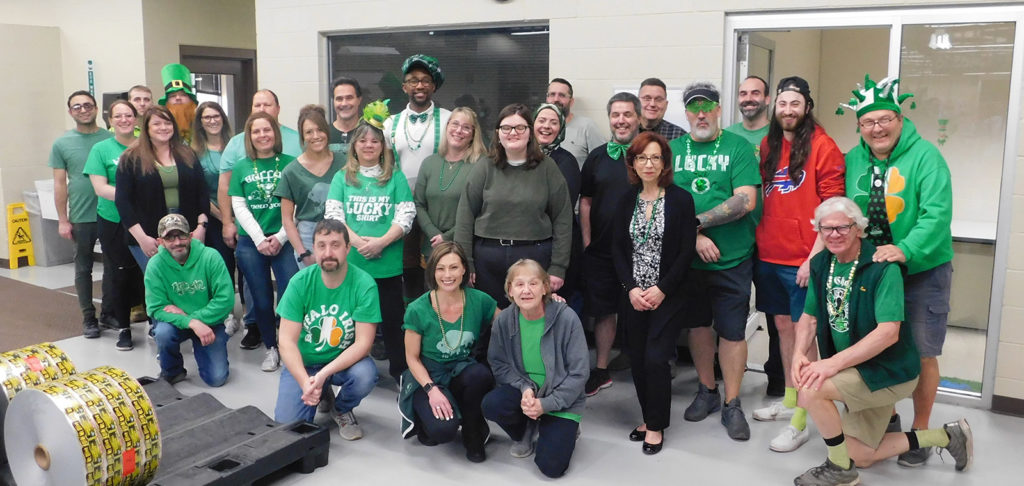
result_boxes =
[669,82,760,441]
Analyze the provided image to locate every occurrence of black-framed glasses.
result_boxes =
[818,223,856,236]
[498,125,529,134]
[201,115,222,122]
[858,116,898,130]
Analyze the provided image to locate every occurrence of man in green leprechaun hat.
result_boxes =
[159,63,199,144]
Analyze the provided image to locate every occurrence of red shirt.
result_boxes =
[756,126,845,266]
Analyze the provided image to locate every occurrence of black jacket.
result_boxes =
[611,184,698,326]
[115,152,209,244]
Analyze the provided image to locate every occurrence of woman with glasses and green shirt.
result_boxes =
[454,103,573,308]
[414,107,488,260]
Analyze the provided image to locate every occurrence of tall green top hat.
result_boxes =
[158,63,197,105]
[837,74,914,118]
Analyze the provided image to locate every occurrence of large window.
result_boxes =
[327,25,550,142]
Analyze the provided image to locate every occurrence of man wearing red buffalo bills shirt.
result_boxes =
[752,76,845,453]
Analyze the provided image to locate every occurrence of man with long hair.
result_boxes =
[752,76,845,453]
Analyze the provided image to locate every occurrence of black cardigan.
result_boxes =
[115,152,209,244]
[611,184,698,325]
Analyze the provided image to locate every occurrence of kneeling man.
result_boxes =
[274,218,380,440]
[792,197,972,485]
[147,213,234,386]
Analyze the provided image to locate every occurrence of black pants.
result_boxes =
[412,362,494,452]
[481,384,579,478]
[473,239,552,309]
[97,217,142,330]
[205,216,237,286]
[376,275,407,380]
[72,221,114,322]
[763,313,785,386]
[625,306,684,431]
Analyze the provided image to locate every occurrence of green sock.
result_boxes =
[790,407,807,431]
[783,387,798,408]
[915,428,950,448]
[827,441,851,469]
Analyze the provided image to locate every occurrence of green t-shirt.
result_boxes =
[158,164,180,209]
[83,138,130,223]
[277,263,382,365]
[228,154,295,236]
[402,288,497,363]
[48,129,113,223]
[519,313,582,423]
[219,126,303,173]
[724,122,770,159]
[804,259,904,352]
[669,131,761,271]
[326,170,413,278]
[275,153,344,223]
[197,149,222,207]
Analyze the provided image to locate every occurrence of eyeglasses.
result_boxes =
[818,223,856,236]
[858,116,898,130]
[449,122,473,134]
[70,103,96,113]
[498,125,530,134]
[162,233,190,242]
[640,96,667,104]
[685,100,718,114]
[404,77,434,87]
[201,115,222,122]
[634,155,663,165]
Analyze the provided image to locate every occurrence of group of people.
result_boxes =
[47,52,973,482]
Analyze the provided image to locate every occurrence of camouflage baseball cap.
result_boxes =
[157,213,190,238]
[402,54,444,89]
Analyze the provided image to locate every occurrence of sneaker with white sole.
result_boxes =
[334,410,363,440]
[794,458,859,486]
[223,313,242,336]
[510,420,537,458]
[769,424,810,452]
[940,418,973,472]
[753,400,795,422]
[261,347,281,372]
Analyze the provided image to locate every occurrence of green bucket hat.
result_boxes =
[158,63,197,105]
[402,54,444,90]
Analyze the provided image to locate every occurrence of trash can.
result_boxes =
[23,190,74,266]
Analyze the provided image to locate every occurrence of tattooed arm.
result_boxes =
[696,185,758,229]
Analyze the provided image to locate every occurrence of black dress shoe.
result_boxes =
[629,427,645,442]
[642,433,664,455]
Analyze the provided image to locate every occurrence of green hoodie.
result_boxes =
[845,118,953,275]
[145,239,234,329]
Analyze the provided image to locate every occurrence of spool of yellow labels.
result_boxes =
[1,343,77,463]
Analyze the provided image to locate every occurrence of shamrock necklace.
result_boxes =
[432,290,465,352]
[684,131,722,195]
[826,254,859,332]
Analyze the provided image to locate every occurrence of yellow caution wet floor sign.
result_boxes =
[7,203,34,268]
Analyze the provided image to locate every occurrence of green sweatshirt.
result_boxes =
[845,118,953,275]
[145,239,234,329]
[453,158,572,278]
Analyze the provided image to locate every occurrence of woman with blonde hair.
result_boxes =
[414,107,488,259]
[325,101,416,382]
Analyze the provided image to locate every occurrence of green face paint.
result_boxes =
[685,100,719,114]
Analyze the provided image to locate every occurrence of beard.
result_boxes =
[739,100,767,121]
[691,123,719,141]
[168,100,198,144]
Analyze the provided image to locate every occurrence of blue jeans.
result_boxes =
[274,356,378,423]
[482,384,579,478]
[154,320,230,387]
[234,235,299,349]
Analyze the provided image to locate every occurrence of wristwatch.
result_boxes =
[297,250,312,263]
[423,382,436,393]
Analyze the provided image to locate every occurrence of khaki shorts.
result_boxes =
[832,367,918,449]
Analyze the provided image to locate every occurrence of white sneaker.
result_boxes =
[261,347,281,372]
[224,313,242,336]
[753,400,795,422]
[333,410,363,440]
[769,424,810,452]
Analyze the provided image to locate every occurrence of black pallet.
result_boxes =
[141,377,330,486]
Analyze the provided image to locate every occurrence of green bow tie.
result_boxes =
[409,112,429,124]
[606,141,630,160]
